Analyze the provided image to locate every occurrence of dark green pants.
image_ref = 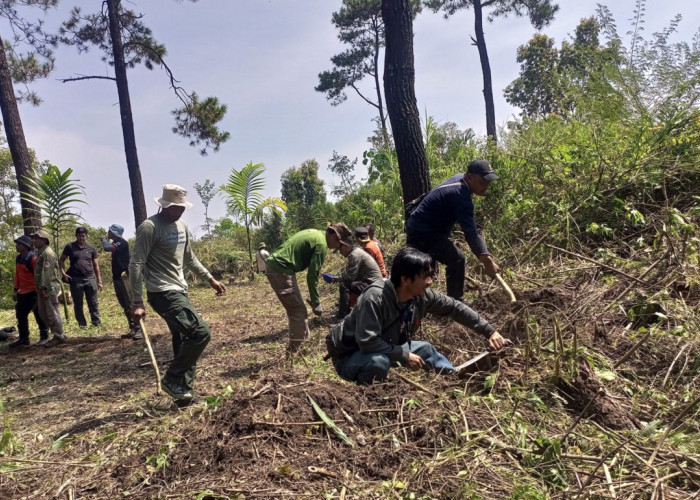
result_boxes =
[147,290,211,392]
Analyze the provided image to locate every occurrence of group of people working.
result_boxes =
[263,159,506,386]
[7,158,508,406]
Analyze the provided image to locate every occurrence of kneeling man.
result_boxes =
[328,247,506,385]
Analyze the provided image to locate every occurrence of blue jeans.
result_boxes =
[333,340,455,385]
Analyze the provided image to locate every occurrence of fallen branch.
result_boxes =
[613,330,651,369]
[393,371,437,395]
[545,244,647,285]
[252,419,342,427]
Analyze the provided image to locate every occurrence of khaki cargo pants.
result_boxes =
[265,269,309,351]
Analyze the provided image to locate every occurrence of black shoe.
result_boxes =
[8,339,29,348]
[160,378,193,403]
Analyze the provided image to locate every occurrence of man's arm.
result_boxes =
[424,289,495,337]
[456,196,499,277]
[58,253,70,281]
[182,227,226,295]
[129,221,155,308]
[101,237,115,253]
[306,245,326,307]
[92,256,103,291]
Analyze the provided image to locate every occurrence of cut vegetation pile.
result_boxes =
[0,244,698,499]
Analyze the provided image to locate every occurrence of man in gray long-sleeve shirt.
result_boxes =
[406,159,500,301]
[130,184,226,406]
[329,247,506,385]
[326,235,383,319]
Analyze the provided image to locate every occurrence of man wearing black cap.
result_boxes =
[406,159,500,301]
[60,226,103,328]
[9,235,49,347]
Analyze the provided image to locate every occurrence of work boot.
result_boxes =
[121,329,143,340]
[8,339,30,348]
[160,378,193,403]
[36,337,50,346]
[44,334,68,347]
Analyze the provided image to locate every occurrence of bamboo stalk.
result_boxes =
[139,319,161,395]
[495,273,516,302]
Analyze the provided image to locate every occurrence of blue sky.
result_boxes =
[10,0,700,238]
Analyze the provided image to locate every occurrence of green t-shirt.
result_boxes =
[265,229,328,306]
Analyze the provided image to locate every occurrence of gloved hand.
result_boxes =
[322,273,334,284]
[312,303,324,316]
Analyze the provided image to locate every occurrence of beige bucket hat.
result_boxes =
[154,184,193,209]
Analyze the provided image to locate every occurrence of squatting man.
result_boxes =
[327,247,507,385]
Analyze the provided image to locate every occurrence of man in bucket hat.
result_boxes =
[265,223,347,354]
[9,235,49,347]
[255,242,269,274]
[406,159,500,301]
[31,229,67,347]
[101,223,142,340]
[130,184,227,406]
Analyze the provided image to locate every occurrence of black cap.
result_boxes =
[467,159,499,181]
[75,226,88,235]
[354,226,370,242]
[14,235,32,249]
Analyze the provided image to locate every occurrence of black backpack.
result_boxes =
[403,180,464,228]
[403,193,428,223]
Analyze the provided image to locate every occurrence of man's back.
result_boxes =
[406,174,468,236]
[344,247,383,285]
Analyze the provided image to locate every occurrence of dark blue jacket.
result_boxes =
[406,173,489,256]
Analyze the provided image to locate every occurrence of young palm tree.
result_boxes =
[220,161,286,266]
[21,165,87,249]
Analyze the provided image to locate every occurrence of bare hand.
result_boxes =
[406,352,425,371]
[40,288,49,299]
[209,277,226,296]
[488,331,507,350]
[132,305,146,322]
[479,254,500,278]
[12,290,18,302]
[97,281,103,292]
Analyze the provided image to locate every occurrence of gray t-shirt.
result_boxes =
[129,213,212,304]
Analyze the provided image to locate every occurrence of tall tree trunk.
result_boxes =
[473,0,497,144]
[0,29,42,234]
[372,18,389,147]
[381,0,430,205]
[107,0,147,228]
